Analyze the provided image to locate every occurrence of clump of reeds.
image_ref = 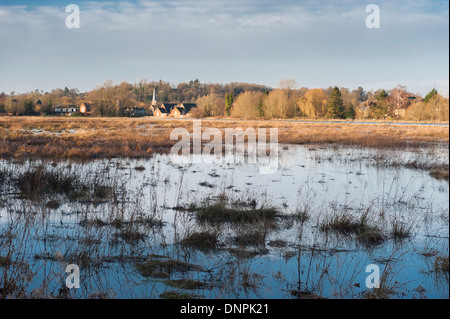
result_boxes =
[357,230,387,246]
[194,201,279,224]
[166,279,208,290]
[16,165,78,199]
[113,229,146,244]
[137,258,201,278]
[434,256,449,274]
[430,169,449,181]
[320,210,386,246]
[3,164,113,203]
[0,168,12,189]
[0,255,11,267]
[391,220,413,241]
[233,231,267,247]
[180,231,219,249]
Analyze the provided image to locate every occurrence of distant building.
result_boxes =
[154,103,177,118]
[154,107,169,118]
[154,102,197,118]
[55,105,80,116]
[80,103,92,114]
[389,89,423,118]
[170,103,197,118]
[152,88,157,107]
[170,107,187,118]
[124,107,147,117]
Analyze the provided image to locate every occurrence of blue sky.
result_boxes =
[0,0,448,96]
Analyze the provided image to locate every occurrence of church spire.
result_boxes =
[152,88,157,106]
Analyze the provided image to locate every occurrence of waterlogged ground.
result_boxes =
[0,144,448,299]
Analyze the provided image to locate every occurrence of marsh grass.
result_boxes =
[45,199,61,210]
[1,117,448,161]
[321,210,368,233]
[80,216,163,230]
[16,165,78,199]
[194,201,279,225]
[10,165,113,204]
[137,258,202,277]
[233,230,267,247]
[240,270,264,290]
[180,231,219,249]
[0,255,11,267]
[391,220,413,241]
[430,169,450,181]
[113,229,146,244]
[434,256,449,274]
[166,279,208,290]
[357,230,387,246]
[320,209,386,246]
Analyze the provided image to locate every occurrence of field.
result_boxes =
[0,117,448,160]
[0,117,448,299]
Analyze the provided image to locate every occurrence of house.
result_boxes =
[80,103,92,114]
[55,105,80,116]
[169,103,198,118]
[124,107,147,117]
[394,107,407,118]
[170,107,187,118]
[154,107,168,118]
[154,103,177,118]
[388,89,422,118]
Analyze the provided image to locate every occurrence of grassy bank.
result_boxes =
[0,117,448,160]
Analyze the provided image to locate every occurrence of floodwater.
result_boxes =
[0,144,448,299]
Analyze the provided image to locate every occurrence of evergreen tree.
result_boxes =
[424,88,438,103]
[225,92,234,116]
[47,98,53,115]
[345,104,356,119]
[370,89,389,118]
[23,100,35,116]
[326,87,345,119]
[356,86,367,102]
[376,89,389,101]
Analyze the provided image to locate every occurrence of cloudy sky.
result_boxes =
[0,0,448,95]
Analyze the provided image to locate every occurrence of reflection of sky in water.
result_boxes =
[0,145,448,299]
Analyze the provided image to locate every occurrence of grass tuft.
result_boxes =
[180,232,219,249]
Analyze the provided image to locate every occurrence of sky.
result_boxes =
[0,0,448,96]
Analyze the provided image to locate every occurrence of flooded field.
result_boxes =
[0,144,448,299]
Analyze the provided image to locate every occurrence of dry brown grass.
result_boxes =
[0,117,448,160]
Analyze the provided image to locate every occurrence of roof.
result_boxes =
[161,103,177,111]
[180,103,197,113]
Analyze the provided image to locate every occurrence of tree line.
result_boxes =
[0,79,448,122]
